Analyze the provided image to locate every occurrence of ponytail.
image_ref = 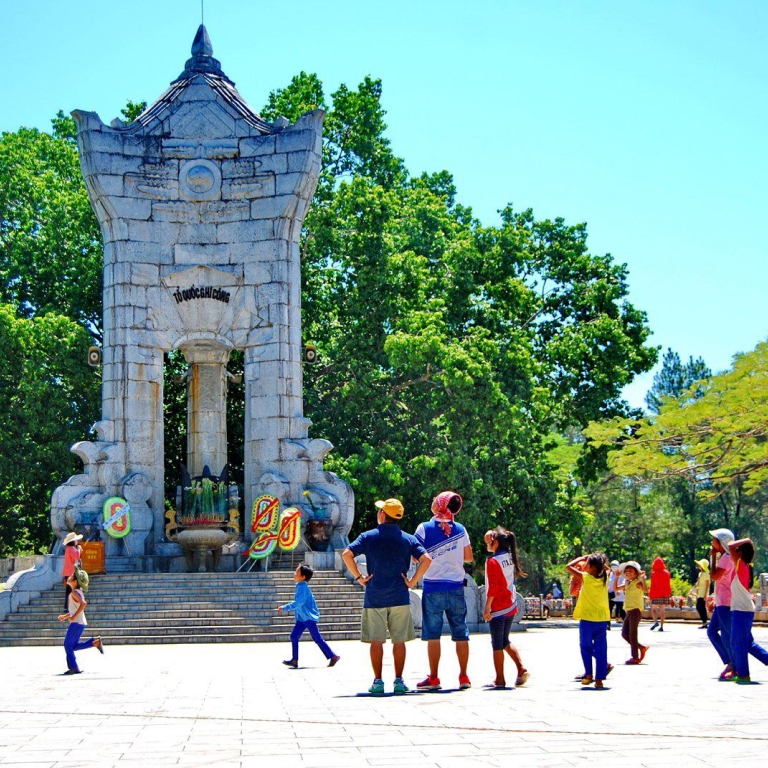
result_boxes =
[491,526,527,579]
[587,553,608,585]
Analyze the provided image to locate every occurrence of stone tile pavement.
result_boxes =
[0,622,766,768]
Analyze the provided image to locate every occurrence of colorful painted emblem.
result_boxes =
[245,532,278,559]
[244,500,303,559]
[277,508,301,551]
[102,496,131,539]
[251,495,280,533]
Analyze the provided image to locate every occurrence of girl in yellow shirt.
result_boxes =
[567,553,613,688]
[615,561,649,665]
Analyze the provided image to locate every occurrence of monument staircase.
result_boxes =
[0,570,363,647]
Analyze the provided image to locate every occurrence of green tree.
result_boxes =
[645,348,711,414]
[264,73,657,581]
[0,305,99,555]
[0,114,102,338]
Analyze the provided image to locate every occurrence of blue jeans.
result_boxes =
[64,623,94,671]
[707,605,732,666]
[290,620,335,661]
[421,587,469,641]
[730,611,768,678]
[579,620,608,679]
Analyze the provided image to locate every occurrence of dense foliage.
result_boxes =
[0,306,99,554]
[261,74,656,583]
[0,74,658,580]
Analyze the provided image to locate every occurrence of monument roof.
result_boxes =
[134,25,275,135]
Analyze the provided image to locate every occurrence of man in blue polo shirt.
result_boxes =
[342,498,432,695]
[414,490,473,690]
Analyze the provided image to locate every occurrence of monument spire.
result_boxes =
[191,24,213,58]
[175,22,231,83]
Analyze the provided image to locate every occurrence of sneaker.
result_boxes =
[580,675,594,686]
[63,669,81,676]
[606,663,614,677]
[368,678,385,695]
[574,673,588,680]
[735,676,752,684]
[458,674,471,690]
[699,624,709,629]
[95,637,104,655]
[393,677,409,694]
[328,655,340,667]
[595,679,605,689]
[516,670,530,686]
[282,659,298,668]
[416,675,441,691]
[639,646,649,662]
[658,627,664,632]
[719,667,735,681]
[625,658,641,665]
[650,622,659,631]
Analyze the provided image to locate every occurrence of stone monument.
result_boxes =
[50,25,354,569]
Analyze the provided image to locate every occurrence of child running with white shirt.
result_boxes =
[483,527,530,689]
[57,569,103,675]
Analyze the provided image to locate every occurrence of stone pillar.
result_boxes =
[182,345,231,477]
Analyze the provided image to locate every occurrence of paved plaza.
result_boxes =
[0,623,766,768]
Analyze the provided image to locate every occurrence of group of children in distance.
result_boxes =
[564,528,768,688]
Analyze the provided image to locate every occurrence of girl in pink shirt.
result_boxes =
[61,533,83,611]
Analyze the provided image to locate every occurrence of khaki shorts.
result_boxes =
[361,605,416,643]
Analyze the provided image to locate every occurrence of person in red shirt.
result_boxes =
[61,532,83,611]
[482,527,530,689]
[648,557,672,631]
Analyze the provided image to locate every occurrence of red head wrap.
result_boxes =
[431,491,463,536]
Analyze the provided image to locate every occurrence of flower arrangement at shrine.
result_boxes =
[179,478,231,526]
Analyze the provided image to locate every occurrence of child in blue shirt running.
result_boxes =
[279,564,340,668]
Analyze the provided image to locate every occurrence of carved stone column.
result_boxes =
[182,345,231,476]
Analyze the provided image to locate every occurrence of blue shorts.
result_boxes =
[421,587,469,641]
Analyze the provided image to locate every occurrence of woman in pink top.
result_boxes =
[61,532,83,611]
[708,528,736,680]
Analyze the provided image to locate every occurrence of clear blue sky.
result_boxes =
[2,1,766,410]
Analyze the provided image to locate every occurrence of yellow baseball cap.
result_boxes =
[375,498,404,519]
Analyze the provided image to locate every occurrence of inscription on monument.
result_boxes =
[172,285,231,304]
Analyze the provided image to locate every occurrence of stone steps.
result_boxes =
[27,591,361,603]
[10,599,363,617]
[0,570,363,647]
[3,610,360,635]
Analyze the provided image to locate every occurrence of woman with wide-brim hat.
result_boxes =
[61,532,83,611]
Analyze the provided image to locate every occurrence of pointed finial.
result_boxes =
[174,21,233,84]
[191,24,213,58]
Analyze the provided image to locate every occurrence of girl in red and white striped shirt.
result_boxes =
[483,527,530,688]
